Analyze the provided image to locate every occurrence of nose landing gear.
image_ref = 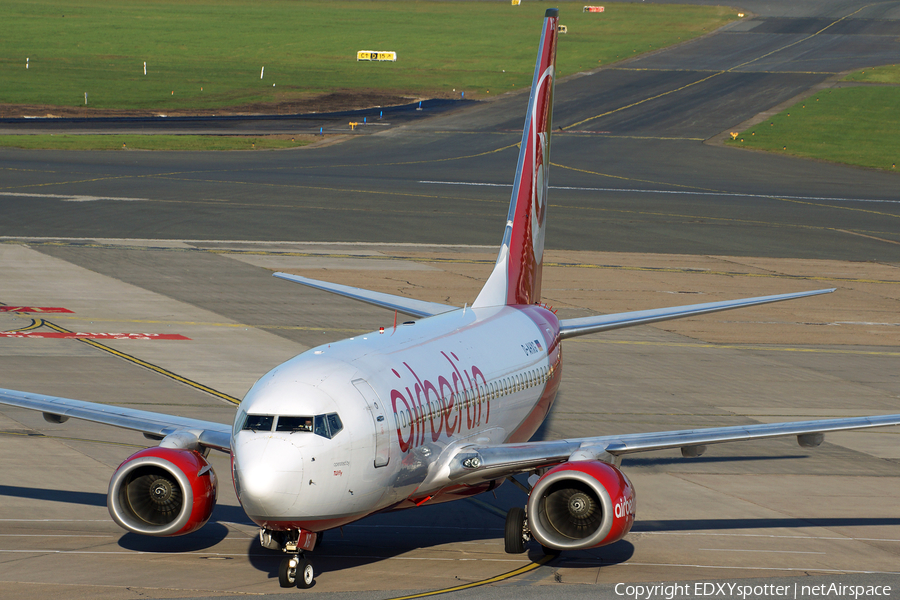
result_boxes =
[260,528,318,589]
[279,554,314,589]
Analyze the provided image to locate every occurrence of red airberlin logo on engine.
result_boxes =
[614,495,635,519]
[390,351,489,453]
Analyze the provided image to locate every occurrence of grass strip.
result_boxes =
[1,0,736,109]
[843,64,900,84]
[725,84,900,173]
[0,134,315,151]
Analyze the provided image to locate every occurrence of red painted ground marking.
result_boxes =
[0,332,190,340]
[0,306,74,314]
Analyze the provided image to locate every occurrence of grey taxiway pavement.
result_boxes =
[1,0,899,598]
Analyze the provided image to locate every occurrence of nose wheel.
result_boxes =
[279,554,314,589]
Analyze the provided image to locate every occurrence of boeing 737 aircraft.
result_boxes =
[2,9,899,590]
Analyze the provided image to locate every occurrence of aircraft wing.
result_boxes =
[273,272,458,318]
[447,413,900,484]
[558,288,835,339]
[0,388,232,452]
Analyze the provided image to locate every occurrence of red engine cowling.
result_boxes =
[108,447,218,536]
[526,460,635,550]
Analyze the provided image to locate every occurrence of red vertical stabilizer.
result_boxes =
[474,8,558,308]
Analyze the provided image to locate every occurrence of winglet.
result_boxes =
[473,9,559,308]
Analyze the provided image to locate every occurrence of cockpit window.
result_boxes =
[241,414,274,432]
[315,413,344,439]
[326,413,343,437]
[242,413,342,438]
[314,415,329,437]
[276,416,313,433]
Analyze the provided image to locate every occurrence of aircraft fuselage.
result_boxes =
[231,304,562,531]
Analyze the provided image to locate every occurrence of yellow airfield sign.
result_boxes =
[357,51,397,62]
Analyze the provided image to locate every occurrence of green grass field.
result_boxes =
[1,0,736,110]
[0,135,314,151]
[725,65,900,172]
[843,64,900,84]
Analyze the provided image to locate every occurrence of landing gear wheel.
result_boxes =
[278,556,297,588]
[504,506,527,554]
[296,557,314,589]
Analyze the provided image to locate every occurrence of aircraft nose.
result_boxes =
[233,435,304,518]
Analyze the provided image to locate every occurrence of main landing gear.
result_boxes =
[505,506,528,554]
[504,506,560,557]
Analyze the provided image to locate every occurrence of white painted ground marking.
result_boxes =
[0,192,147,202]
[418,181,900,204]
[0,549,524,562]
[592,561,900,575]
[645,531,900,542]
[699,548,826,554]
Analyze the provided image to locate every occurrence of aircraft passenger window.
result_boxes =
[276,416,313,433]
[242,414,274,432]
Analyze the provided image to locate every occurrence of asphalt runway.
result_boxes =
[1,1,899,598]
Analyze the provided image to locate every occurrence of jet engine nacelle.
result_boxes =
[108,447,218,536]
[527,460,635,550]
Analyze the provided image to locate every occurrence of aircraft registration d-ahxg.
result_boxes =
[2,8,899,590]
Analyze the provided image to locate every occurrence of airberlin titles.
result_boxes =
[391,351,494,453]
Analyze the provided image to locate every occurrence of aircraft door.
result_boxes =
[352,379,390,468]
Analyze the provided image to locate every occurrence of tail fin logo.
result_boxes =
[530,62,554,289]
[532,123,550,263]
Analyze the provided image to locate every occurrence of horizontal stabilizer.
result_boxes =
[558,288,835,339]
[273,272,457,318]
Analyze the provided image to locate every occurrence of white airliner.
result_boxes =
[2,8,899,590]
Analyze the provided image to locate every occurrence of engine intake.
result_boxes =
[108,447,218,536]
[527,460,634,550]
